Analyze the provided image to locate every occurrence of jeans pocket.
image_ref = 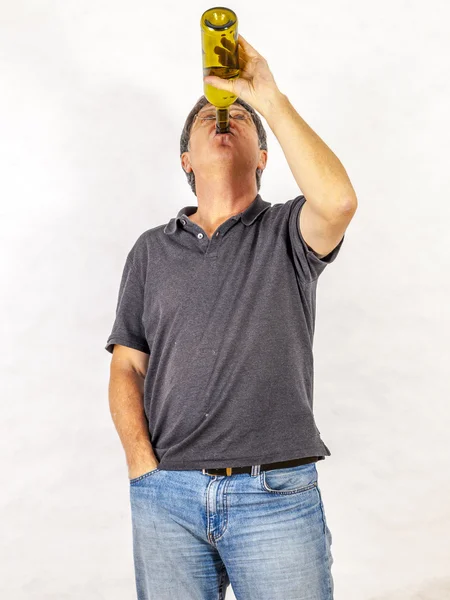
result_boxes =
[260,462,317,495]
[129,467,161,485]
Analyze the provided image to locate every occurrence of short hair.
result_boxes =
[180,95,268,196]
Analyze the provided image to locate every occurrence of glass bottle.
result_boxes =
[200,7,239,134]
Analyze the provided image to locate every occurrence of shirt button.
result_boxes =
[215,231,220,236]
[197,232,203,239]
[181,219,186,225]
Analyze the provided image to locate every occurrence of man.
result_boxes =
[105,34,357,600]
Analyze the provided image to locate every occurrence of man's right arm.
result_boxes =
[108,344,159,479]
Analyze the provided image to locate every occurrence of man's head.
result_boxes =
[180,96,268,196]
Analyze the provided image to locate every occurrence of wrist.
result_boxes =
[127,454,158,470]
[260,89,288,121]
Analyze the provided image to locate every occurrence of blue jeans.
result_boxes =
[129,461,334,599]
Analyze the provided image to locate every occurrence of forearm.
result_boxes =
[108,367,158,470]
[262,92,358,217]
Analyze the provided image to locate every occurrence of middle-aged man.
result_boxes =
[106,34,357,600]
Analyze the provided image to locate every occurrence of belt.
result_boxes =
[201,456,323,476]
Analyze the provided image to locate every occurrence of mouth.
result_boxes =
[214,132,234,140]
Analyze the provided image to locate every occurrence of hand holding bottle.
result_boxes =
[203,34,283,116]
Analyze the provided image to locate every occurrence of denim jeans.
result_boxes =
[129,461,334,599]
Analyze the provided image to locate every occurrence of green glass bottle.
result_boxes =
[200,7,239,133]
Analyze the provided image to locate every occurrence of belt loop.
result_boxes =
[251,464,261,477]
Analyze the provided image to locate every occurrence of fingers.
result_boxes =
[213,44,238,68]
[220,37,235,52]
[212,33,257,70]
[237,34,259,58]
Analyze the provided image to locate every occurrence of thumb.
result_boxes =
[203,75,235,93]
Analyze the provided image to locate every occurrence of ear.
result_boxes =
[258,149,268,171]
[181,152,192,174]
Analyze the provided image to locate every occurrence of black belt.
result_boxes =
[202,455,323,476]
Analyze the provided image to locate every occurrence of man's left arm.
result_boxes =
[262,92,358,258]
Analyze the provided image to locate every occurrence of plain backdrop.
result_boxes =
[1,1,449,599]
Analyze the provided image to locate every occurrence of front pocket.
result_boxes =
[129,468,160,485]
[260,462,317,495]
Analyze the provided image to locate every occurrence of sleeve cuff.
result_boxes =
[105,334,150,355]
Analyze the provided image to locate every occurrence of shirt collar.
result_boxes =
[163,193,271,235]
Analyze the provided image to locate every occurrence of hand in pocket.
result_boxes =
[128,462,159,481]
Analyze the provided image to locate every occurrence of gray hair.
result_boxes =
[180,95,268,196]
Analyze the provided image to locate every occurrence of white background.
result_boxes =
[1,1,449,599]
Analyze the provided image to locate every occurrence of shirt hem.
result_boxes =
[156,445,331,470]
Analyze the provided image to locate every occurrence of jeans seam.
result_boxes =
[129,468,160,484]
[218,564,227,600]
[316,485,334,598]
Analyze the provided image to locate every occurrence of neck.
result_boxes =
[191,176,258,232]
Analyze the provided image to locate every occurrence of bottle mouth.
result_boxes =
[213,128,234,137]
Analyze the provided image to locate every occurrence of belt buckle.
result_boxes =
[202,467,233,476]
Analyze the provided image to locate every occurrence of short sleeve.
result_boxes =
[105,251,150,355]
[288,195,345,283]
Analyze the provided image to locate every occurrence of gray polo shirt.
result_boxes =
[105,193,344,470]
